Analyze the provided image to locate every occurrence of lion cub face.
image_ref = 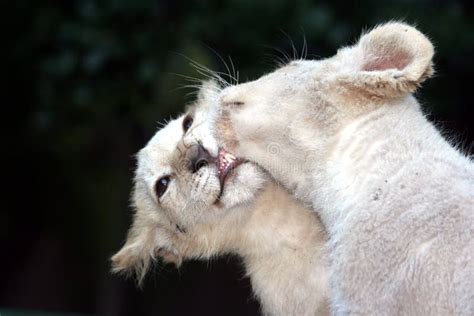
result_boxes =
[112,82,266,281]
[213,23,434,193]
[136,99,265,228]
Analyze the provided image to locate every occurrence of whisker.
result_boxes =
[262,44,292,65]
[263,51,286,68]
[280,29,298,60]
[169,84,204,94]
[171,73,205,83]
[180,55,230,87]
[171,52,237,101]
[228,55,238,85]
[175,53,223,82]
[300,28,308,60]
[203,45,237,87]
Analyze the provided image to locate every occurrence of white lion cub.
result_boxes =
[111,82,330,316]
[214,23,474,315]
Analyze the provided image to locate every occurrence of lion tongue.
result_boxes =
[217,148,242,183]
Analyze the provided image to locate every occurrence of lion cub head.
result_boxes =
[111,81,266,282]
[213,22,434,196]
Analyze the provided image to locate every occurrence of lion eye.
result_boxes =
[182,115,193,133]
[155,176,171,198]
[223,101,244,107]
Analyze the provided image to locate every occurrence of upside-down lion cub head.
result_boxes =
[214,23,434,195]
[111,81,267,283]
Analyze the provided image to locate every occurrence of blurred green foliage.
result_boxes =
[3,0,473,314]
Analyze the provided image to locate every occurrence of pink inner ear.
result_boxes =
[363,50,413,71]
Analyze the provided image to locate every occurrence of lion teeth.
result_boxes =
[224,154,235,164]
[218,148,240,178]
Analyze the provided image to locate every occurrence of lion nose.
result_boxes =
[185,144,214,173]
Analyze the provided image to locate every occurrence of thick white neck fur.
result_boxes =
[186,183,329,315]
[309,96,472,232]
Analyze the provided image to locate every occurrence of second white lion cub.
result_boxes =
[214,23,474,315]
[111,82,329,316]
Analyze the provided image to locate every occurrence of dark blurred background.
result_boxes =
[2,0,473,315]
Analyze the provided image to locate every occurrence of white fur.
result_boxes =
[111,84,330,316]
[214,22,474,315]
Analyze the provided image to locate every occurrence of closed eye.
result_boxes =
[225,101,244,107]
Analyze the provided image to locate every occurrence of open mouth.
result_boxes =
[217,148,243,188]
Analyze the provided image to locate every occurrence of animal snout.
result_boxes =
[185,144,214,173]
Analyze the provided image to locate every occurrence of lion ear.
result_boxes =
[111,217,181,286]
[333,22,434,99]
